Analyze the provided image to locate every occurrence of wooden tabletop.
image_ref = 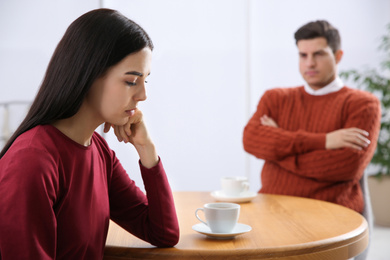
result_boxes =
[104,191,368,260]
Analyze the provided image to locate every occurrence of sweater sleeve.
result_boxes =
[0,148,58,260]
[243,89,325,161]
[108,156,179,247]
[275,96,381,182]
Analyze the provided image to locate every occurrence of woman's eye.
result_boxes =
[126,81,136,86]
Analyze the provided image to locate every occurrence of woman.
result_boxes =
[0,9,179,259]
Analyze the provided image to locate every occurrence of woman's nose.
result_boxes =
[135,84,147,101]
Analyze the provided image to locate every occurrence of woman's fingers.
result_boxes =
[103,122,112,133]
[113,125,128,143]
[119,125,130,143]
[123,119,132,137]
[108,109,145,144]
[113,125,122,142]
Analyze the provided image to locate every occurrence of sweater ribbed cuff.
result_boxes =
[303,133,326,151]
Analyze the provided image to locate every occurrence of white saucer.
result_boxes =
[192,223,252,239]
[211,190,257,203]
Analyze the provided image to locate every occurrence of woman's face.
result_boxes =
[86,47,152,126]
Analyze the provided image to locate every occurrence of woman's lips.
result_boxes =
[125,109,135,116]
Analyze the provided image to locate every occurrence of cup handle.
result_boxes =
[195,208,208,226]
[242,181,250,192]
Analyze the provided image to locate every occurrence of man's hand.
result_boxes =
[260,115,279,128]
[259,115,371,151]
[326,128,371,150]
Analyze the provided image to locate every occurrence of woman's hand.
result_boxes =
[104,109,148,146]
[104,109,159,168]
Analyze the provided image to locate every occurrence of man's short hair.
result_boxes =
[294,20,341,53]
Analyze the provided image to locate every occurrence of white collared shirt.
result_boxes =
[304,77,344,96]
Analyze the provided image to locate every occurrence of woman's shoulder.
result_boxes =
[3,125,60,163]
[11,125,56,153]
[92,131,109,148]
[0,126,60,180]
[4,124,86,164]
[91,131,114,157]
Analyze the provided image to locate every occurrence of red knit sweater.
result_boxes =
[243,86,381,213]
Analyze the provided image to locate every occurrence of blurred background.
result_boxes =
[1,0,389,193]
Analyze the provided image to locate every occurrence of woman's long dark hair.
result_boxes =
[0,8,153,158]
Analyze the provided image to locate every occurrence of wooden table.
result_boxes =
[104,192,368,259]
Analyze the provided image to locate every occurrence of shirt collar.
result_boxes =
[304,77,344,96]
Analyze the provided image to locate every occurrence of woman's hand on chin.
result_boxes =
[103,109,158,168]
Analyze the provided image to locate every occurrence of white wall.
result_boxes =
[1,0,389,193]
[0,0,100,101]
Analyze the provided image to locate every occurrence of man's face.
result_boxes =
[297,37,342,90]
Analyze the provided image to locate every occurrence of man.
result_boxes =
[243,20,381,214]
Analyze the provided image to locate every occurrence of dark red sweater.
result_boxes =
[0,125,179,259]
[243,86,381,213]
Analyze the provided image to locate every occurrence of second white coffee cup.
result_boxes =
[195,202,240,233]
[221,176,249,197]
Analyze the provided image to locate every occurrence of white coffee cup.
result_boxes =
[195,202,240,233]
[221,176,249,197]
